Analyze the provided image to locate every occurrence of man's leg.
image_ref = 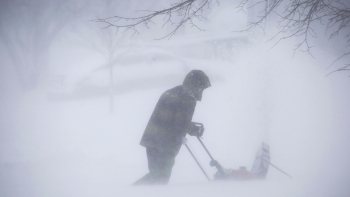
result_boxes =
[133,147,175,185]
[132,173,154,185]
[148,147,175,184]
[132,147,156,185]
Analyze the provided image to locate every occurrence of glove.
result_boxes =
[187,122,205,137]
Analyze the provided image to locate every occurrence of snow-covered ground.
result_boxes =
[2,35,350,197]
[1,1,350,196]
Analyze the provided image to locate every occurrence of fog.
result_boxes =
[1,0,350,197]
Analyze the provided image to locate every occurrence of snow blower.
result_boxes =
[185,123,292,181]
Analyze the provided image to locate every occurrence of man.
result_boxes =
[133,70,211,185]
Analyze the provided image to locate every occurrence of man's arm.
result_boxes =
[173,95,196,130]
[173,95,204,137]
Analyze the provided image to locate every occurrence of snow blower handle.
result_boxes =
[183,137,211,181]
[196,136,224,174]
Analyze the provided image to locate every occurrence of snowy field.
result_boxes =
[2,36,350,197]
[1,1,350,197]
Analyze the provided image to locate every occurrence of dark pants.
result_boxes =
[133,147,176,185]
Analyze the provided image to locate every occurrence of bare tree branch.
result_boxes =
[239,0,350,74]
[93,0,350,75]
[92,0,218,40]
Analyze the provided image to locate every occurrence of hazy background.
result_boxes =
[1,0,350,197]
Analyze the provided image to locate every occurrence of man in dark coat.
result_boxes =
[133,70,211,185]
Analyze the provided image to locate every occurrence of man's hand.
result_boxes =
[188,122,205,137]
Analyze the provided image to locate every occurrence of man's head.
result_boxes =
[183,70,211,101]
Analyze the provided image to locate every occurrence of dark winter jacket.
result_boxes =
[140,85,196,155]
